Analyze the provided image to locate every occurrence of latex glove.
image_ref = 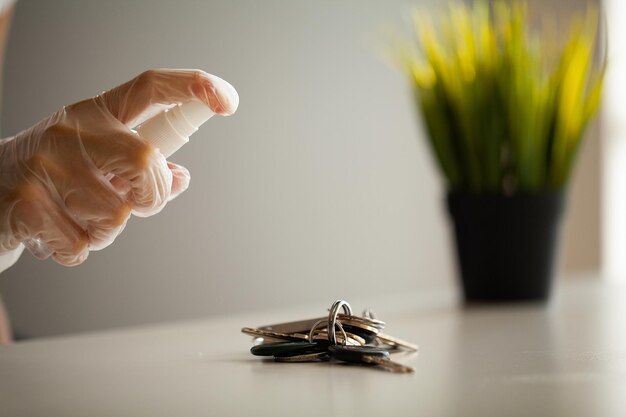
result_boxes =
[0,69,239,266]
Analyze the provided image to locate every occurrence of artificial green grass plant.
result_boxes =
[398,2,605,194]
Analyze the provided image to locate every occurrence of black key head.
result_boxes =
[327,345,390,364]
[250,342,319,357]
[340,324,378,343]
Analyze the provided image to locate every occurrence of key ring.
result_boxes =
[328,300,352,345]
[362,307,378,320]
[308,319,348,346]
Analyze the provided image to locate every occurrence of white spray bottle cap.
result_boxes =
[135,100,215,158]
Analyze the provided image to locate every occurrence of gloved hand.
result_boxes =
[0,69,239,266]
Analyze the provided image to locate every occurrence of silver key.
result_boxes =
[339,313,386,330]
[241,327,309,342]
[375,333,419,352]
[241,327,365,347]
[259,318,322,334]
[361,354,415,373]
[309,330,365,346]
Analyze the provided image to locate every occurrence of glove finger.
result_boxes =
[70,124,174,216]
[87,216,129,252]
[100,69,239,128]
[0,222,22,253]
[63,170,132,251]
[167,162,190,201]
[11,183,89,266]
[108,174,132,196]
[96,139,172,218]
[126,146,173,217]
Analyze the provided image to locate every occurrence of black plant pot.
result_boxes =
[447,191,566,302]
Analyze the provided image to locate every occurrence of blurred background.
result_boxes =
[0,0,614,338]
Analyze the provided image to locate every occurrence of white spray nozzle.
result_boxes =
[135,101,215,158]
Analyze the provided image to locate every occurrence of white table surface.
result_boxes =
[2,277,626,417]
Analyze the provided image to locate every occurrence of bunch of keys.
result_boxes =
[241,300,418,374]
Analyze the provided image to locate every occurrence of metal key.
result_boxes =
[361,355,415,373]
[338,320,379,344]
[242,326,364,348]
[338,313,386,330]
[310,330,365,347]
[327,345,415,374]
[259,318,324,335]
[259,315,383,342]
[375,333,419,352]
[257,308,384,338]
[241,327,309,342]
[355,308,416,352]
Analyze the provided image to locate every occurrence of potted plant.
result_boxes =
[397,2,605,301]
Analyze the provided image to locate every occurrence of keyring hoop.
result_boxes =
[308,318,348,345]
[362,307,378,320]
[328,300,352,345]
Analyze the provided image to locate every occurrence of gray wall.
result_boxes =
[0,0,600,338]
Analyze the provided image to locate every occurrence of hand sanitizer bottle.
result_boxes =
[135,100,215,158]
